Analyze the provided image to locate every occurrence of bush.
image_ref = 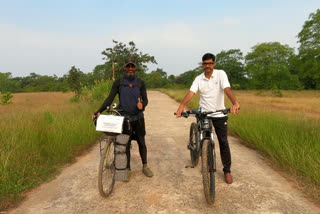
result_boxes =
[0,92,13,105]
[91,80,113,101]
[271,85,283,97]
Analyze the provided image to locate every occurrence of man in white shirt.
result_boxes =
[176,53,240,184]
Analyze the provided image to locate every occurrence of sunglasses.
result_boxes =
[202,62,215,66]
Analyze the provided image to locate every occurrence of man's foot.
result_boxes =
[124,169,131,182]
[224,173,233,184]
[142,166,153,177]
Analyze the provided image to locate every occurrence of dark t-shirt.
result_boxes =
[95,77,148,121]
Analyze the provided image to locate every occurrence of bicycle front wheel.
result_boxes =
[98,140,115,197]
[201,139,215,204]
[189,122,200,166]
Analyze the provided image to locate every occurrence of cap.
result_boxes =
[125,57,137,67]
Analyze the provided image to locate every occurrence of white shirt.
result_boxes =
[190,69,230,117]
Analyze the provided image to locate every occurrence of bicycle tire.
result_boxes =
[98,139,115,197]
[189,122,200,166]
[201,139,215,204]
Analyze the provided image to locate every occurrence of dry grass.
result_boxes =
[0,92,74,114]
[0,92,100,211]
[229,90,320,119]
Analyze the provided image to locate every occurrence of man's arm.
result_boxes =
[95,79,120,114]
[224,87,240,114]
[175,91,195,117]
[139,80,148,110]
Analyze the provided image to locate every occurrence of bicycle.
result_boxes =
[176,108,230,204]
[92,105,131,198]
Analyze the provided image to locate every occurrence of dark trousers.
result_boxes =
[211,116,231,174]
[124,117,147,169]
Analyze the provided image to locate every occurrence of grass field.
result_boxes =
[0,92,101,210]
[1,89,320,209]
[159,89,320,201]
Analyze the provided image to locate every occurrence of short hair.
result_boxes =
[202,53,216,62]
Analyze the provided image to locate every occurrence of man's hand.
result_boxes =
[175,105,185,118]
[137,97,143,110]
[230,102,240,114]
[91,112,100,121]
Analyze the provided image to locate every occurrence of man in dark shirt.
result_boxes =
[93,57,153,179]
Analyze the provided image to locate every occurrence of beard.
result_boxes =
[124,72,136,81]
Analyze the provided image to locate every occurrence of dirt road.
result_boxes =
[9,91,320,214]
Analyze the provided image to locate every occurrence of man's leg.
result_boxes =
[212,117,232,174]
[134,118,147,165]
[135,117,153,177]
[136,134,147,165]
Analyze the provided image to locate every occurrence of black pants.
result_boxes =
[124,117,147,168]
[211,116,231,174]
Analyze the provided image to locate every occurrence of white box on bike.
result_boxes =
[96,115,124,133]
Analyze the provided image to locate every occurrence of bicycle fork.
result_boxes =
[209,132,216,173]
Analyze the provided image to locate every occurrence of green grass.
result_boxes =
[159,88,320,200]
[228,108,320,185]
[0,101,101,210]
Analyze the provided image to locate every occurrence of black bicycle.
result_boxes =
[177,108,230,204]
[92,105,131,197]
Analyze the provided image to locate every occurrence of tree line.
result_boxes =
[1,9,319,93]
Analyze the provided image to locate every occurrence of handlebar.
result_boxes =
[92,105,124,125]
[174,108,231,118]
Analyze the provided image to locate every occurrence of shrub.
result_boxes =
[1,92,13,105]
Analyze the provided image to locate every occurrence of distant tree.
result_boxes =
[144,68,169,88]
[0,72,11,92]
[215,49,248,89]
[245,42,301,89]
[296,9,320,89]
[168,75,176,84]
[145,72,164,88]
[101,40,157,80]
[66,66,83,97]
[92,64,112,81]
[175,66,202,88]
[153,68,167,79]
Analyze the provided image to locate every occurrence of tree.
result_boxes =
[215,49,248,89]
[296,9,320,89]
[175,66,202,88]
[101,40,157,80]
[0,72,11,92]
[66,66,83,97]
[153,68,167,79]
[168,75,176,84]
[245,42,301,89]
[145,72,164,88]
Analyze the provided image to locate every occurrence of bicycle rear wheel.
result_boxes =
[98,139,115,197]
[189,122,200,166]
[201,139,215,204]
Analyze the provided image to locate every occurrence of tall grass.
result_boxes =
[0,102,100,209]
[159,89,320,199]
[0,80,114,210]
[227,107,320,186]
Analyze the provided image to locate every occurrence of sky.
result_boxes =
[0,0,319,77]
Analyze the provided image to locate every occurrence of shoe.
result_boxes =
[142,166,153,177]
[124,169,131,182]
[224,173,233,184]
